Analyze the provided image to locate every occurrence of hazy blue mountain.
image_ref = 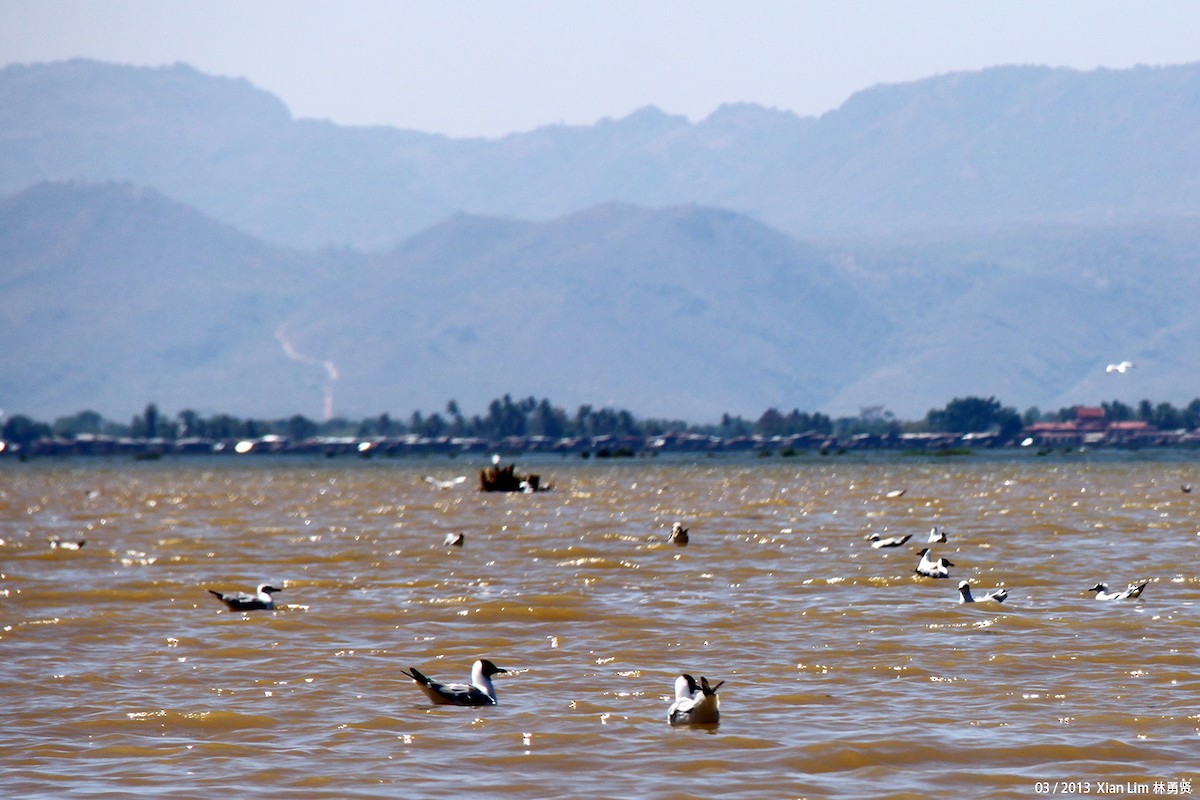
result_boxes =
[5,181,1200,422]
[0,181,346,417]
[3,59,1198,249]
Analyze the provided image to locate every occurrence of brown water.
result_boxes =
[2,453,1197,799]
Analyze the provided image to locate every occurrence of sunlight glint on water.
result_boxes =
[1,453,1197,798]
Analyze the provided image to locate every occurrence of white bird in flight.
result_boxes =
[423,475,467,490]
[1105,361,1135,374]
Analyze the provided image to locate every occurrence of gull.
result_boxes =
[208,583,282,611]
[1088,581,1149,601]
[400,659,508,706]
[49,535,86,550]
[885,489,907,498]
[424,475,467,490]
[868,532,911,549]
[668,522,689,545]
[443,532,465,547]
[1105,360,1136,374]
[915,548,953,579]
[927,527,947,543]
[958,580,1007,604]
[1182,484,1193,494]
[667,673,723,726]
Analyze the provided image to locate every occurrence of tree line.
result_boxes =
[6,394,1200,449]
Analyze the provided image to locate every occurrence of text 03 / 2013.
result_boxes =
[1035,780,1193,795]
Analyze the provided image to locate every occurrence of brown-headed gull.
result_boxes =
[667,673,723,726]
[400,659,508,706]
[915,548,953,579]
[1088,581,1148,601]
[958,580,1007,603]
[208,583,282,611]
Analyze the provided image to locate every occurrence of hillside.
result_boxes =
[0,181,343,417]
[3,60,1199,249]
[4,181,1200,422]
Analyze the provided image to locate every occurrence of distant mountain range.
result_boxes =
[2,60,1200,422]
[4,59,1200,249]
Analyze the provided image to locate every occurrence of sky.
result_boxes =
[2,0,1199,139]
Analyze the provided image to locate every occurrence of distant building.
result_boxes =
[1021,406,1163,447]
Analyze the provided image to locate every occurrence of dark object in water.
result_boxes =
[479,463,543,492]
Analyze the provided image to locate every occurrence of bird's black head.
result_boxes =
[479,659,508,676]
[261,585,283,594]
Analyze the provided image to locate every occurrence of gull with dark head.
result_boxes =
[868,532,911,549]
[49,535,86,550]
[915,548,953,579]
[958,580,1007,604]
[208,583,282,611]
[667,673,723,726]
[1089,581,1149,601]
[927,527,947,543]
[400,659,508,706]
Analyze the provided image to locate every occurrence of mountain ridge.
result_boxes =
[4,59,1200,248]
[4,180,1199,422]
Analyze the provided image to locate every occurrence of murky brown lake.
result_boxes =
[2,452,1197,799]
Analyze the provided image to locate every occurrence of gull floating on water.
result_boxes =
[1105,360,1136,374]
[868,532,911,549]
[885,489,907,498]
[927,527,947,543]
[443,532,465,547]
[958,580,1007,604]
[400,659,508,706]
[668,522,689,545]
[1088,581,1149,601]
[49,535,86,550]
[915,548,954,579]
[424,475,467,490]
[667,673,723,726]
[208,583,282,611]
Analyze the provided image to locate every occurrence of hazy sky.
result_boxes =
[3,0,1199,138]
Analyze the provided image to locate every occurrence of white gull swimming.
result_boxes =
[400,659,508,706]
[667,673,723,726]
[958,580,1007,604]
[915,548,953,579]
[868,532,911,549]
[1088,581,1149,601]
[208,583,282,611]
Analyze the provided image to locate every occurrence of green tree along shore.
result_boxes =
[5,394,1200,451]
